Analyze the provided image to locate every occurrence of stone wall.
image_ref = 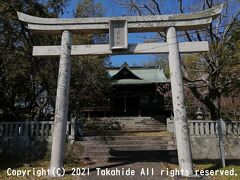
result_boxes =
[167,118,240,160]
[190,135,240,160]
[0,137,52,159]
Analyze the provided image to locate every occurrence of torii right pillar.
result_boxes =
[166,27,193,175]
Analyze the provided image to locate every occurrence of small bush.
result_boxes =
[64,143,84,164]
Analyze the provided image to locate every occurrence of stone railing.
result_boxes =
[189,120,218,136]
[1,119,240,139]
[224,121,240,135]
[167,118,240,136]
[0,120,82,141]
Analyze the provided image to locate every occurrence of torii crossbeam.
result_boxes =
[17,4,223,177]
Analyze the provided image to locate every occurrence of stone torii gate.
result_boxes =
[17,4,223,176]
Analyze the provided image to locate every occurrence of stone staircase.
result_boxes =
[82,116,167,135]
[79,117,177,162]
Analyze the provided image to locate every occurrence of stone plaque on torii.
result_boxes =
[17,4,223,176]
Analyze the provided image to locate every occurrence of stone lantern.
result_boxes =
[196,107,204,120]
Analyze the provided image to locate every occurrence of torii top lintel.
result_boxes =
[17,4,223,34]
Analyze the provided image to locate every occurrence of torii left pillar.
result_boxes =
[50,30,72,176]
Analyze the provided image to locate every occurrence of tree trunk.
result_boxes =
[187,85,222,121]
[206,96,221,120]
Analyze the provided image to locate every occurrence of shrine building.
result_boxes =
[82,63,172,118]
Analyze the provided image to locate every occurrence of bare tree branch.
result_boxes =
[129,0,142,15]
[177,0,193,42]
[143,4,155,15]
[205,0,213,9]
[178,0,183,12]
[196,30,202,41]
[223,9,240,41]
[151,0,162,14]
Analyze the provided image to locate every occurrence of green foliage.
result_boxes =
[70,57,111,119]
[0,0,110,121]
[0,0,68,121]
[69,0,111,120]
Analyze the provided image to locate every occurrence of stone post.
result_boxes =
[69,118,76,144]
[166,118,175,133]
[50,30,72,176]
[218,118,226,167]
[24,121,29,137]
[124,95,127,113]
[166,27,193,175]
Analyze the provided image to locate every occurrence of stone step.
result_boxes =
[84,125,166,129]
[81,140,174,146]
[120,127,167,131]
[121,128,167,132]
[113,117,152,120]
[83,151,110,156]
[80,150,178,162]
[137,124,165,127]
[83,145,177,153]
[79,156,110,162]
[123,121,165,124]
[81,141,176,147]
[141,122,166,125]
[85,117,166,127]
[111,145,176,151]
[141,122,163,124]
[121,125,166,128]
[81,135,175,141]
[139,120,164,123]
[80,140,175,145]
[93,117,152,123]
[83,128,166,134]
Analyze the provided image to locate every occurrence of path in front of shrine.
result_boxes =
[76,161,207,180]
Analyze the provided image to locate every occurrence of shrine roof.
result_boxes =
[107,64,169,85]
